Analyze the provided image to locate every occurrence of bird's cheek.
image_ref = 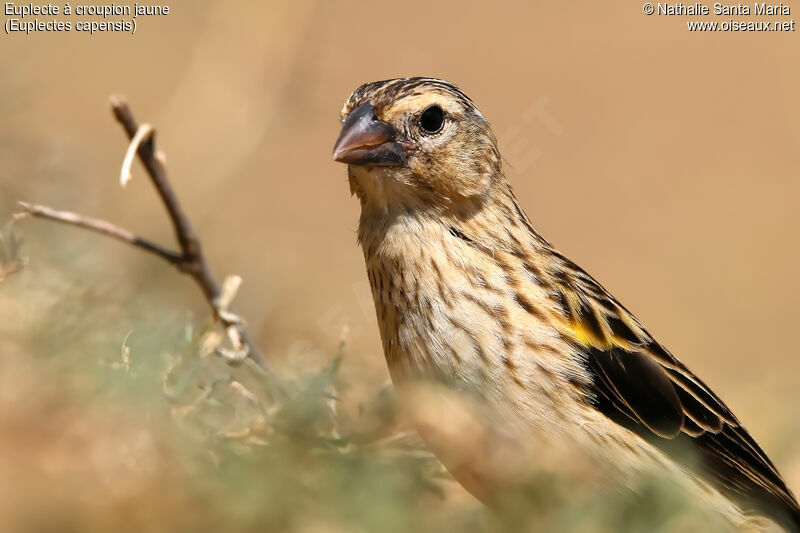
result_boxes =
[454,155,494,197]
[417,153,491,200]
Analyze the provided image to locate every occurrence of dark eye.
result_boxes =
[419,105,445,134]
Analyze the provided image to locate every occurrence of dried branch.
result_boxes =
[18,96,275,380]
[17,202,183,265]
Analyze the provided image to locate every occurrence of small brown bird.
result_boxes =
[332,77,800,531]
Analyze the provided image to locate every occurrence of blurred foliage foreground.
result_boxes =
[0,219,733,533]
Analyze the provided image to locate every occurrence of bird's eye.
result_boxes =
[419,105,445,134]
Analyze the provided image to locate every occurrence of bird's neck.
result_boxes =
[352,166,550,262]
[364,203,548,266]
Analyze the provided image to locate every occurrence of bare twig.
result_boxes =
[17,202,183,265]
[110,96,201,262]
[18,96,274,380]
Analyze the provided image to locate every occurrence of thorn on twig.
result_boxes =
[214,275,243,322]
[215,325,250,364]
[217,310,244,325]
[120,123,155,187]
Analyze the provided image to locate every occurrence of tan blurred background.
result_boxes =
[1,0,799,528]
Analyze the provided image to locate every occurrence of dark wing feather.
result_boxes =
[589,347,684,438]
[548,253,800,530]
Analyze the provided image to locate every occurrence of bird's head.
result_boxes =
[333,78,503,213]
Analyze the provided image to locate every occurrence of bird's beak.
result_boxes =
[332,102,408,167]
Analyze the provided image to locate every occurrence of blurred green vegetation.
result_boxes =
[0,223,734,532]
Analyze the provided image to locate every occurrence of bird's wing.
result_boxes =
[547,251,800,529]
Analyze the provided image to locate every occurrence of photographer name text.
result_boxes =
[654,2,789,15]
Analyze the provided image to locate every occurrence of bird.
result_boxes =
[331,77,800,531]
